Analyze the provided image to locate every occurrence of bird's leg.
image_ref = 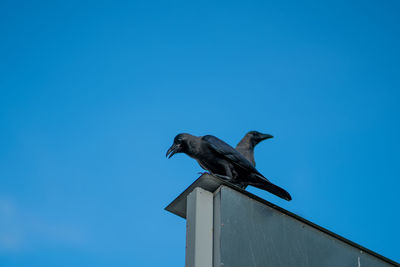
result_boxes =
[212,173,231,181]
[198,171,230,180]
[237,182,248,189]
[212,163,234,181]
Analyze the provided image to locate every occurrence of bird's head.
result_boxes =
[166,133,191,158]
[247,131,273,145]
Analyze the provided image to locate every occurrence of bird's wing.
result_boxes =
[235,146,256,167]
[202,135,265,178]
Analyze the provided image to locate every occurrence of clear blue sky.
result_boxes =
[1,0,399,266]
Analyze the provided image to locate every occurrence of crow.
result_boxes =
[236,131,273,167]
[166,133,291,201]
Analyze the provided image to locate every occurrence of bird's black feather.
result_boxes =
[167,133,291,201]
[202,135,269,182]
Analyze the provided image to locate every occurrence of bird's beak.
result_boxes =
[260,133,274,140]
[166,144,180,158]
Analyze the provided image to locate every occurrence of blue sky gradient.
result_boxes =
[1,0,399,266]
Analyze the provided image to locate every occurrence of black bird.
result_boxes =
[166,133,291,201]
[236,131,273,167]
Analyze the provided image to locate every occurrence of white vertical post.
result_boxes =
[185,187,214,267]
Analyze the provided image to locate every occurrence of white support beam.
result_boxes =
[185,187,214,267]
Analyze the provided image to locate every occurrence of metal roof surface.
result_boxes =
[165,174,399,266]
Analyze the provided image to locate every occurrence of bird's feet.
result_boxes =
[236,183,248,189]
[197,172,232,181]
[212,174,232,181]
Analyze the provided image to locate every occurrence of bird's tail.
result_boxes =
[248,179,292,201]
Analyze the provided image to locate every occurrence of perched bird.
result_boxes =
[236,131,273,167]
[166,133,291,201]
